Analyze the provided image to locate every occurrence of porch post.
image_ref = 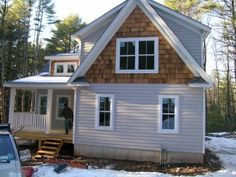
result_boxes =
[46,89,53,134]
[72,87,78,144]
[9,88,16,125]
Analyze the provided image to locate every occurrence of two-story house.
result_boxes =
[5,0,213,163]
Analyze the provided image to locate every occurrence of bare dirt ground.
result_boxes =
[18,140,222,176]
[48,148,221,176]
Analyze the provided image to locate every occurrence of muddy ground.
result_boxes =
[17,139,222,176]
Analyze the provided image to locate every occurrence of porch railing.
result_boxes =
[11,112,47,132]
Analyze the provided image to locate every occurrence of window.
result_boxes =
[116,37,158,73]
[95,94,114,130]
[159,95,179,134]
[38,94,47,115]
[54,63,77,75]
[0,135,16,161]
[56,95,71,120]
[67,64,75,73]
[56,64,64,74]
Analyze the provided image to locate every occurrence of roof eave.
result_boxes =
[148,0,211,34]
[71,1,126,40]
[188,83,213,88]
[44,55,79,60]
[4,82,70,89]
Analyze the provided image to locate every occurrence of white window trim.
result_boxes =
[158,95,179,134]
[38,94,47,115]
[95,94,115,131]
[56,95,72,120]
[116,37,159,73]
[54,62,77,76]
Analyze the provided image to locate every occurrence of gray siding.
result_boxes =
[152,6,203,66]
[81,23,111,61]
[75,84,204,153]
[80,10,121,61]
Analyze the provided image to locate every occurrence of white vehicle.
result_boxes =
[0,124,23,177]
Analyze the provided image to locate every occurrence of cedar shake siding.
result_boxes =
[85,7,194,84]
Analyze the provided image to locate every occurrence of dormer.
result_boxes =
[45,53,80,76]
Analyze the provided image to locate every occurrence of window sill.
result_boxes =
[158,129,179,134]
[115,69,158,74]
[95,126,114,131]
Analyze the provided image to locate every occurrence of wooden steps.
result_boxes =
[35,138,63,159]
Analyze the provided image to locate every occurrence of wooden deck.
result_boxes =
[14,130,72,144]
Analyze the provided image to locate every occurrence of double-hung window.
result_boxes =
[95,94,114,130]
[116,37,158,73]
[159,95,179,134]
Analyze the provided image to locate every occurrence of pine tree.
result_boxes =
[45,14,86,54]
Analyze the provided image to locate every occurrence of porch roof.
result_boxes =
[4,72,75,89]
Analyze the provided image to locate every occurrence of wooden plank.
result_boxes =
[37,150,56,155]
[40,146,58,151]
[43,142,61,146]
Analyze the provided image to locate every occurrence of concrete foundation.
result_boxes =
[74,144,203,163]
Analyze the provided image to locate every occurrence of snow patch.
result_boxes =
[32,136,236,177]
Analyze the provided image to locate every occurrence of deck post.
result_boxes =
[9,88,16,125]
[46,89,53,134]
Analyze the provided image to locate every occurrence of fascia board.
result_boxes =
[188,83,213,88]
[71,2,126,39]
[148,0,211,33]
[4,83,71,89]
[44,55,79,60]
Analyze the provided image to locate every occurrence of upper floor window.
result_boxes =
[116,37,158,73]
[54,62,77,76]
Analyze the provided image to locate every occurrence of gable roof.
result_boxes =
[72,0,210,40]
[72,2,126,40]
[69,0,213,86]
[148,0,211,37]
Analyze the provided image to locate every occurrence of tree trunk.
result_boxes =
[232,0,236,82]
[0,0,8,122]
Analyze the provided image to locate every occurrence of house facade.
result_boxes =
[5,0,212,163]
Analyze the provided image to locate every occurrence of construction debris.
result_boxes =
[44,158,88,169]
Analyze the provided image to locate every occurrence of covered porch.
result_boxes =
[4,73,76,141]
[8,87,74,141]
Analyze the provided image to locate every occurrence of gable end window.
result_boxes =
[95,94,114,130]
[158,95,179,134]
[116,37,158,73]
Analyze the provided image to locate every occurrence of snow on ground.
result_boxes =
[32,135,236,177]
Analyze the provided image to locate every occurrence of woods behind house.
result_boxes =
[0,0,85,122]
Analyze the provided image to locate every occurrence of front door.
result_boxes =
[56,95,72,121]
